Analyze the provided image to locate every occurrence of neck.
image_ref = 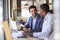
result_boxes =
[33,15,37,18]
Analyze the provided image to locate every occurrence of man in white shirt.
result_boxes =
[33,4,53,39]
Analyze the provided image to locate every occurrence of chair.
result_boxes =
[3,21,12,40]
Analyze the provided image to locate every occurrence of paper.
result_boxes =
[12,31,24,38]
[20,24,24,27]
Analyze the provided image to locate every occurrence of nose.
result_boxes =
[32,11,35,14]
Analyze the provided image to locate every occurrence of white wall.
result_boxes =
[0,0,4,40]
[53,0,60,40]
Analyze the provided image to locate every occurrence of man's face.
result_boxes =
[40,8,45,17]
[29,8,37,17]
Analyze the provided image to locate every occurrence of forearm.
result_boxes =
[33,29,51,38]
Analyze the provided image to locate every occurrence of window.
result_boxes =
[21,1,32,17]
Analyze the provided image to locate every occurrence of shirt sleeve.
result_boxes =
[33,14,53,38]
[24,20,29,28]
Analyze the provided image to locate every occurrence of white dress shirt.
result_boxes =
[32,17,37,29]
[33,12,53,39]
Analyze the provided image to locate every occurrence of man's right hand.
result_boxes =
[22,27,33,37]
[23,27,31,33]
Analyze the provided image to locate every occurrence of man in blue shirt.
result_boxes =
[22,5,43,37]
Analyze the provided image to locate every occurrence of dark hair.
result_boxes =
[40,4,49,13]
[29,5,37,11]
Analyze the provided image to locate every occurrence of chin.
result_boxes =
[32,15,36,17]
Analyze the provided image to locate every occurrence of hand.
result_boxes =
[23,27,33,37]
[23,31,33,37]
[23,27,31,33]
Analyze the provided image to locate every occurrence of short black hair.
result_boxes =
[29,5,37,11]
[40,4,49,13]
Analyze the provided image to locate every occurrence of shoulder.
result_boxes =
[49,12,53,16]
[47,13,53,22]
[28,16,33,21]
[48,13,53,19]
[29,16,32,19]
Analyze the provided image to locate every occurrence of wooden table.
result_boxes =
[13,37,39,40]
[13,38,45,40]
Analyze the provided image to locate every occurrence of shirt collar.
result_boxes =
[44,12,50,20]
[32,15,38,19]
